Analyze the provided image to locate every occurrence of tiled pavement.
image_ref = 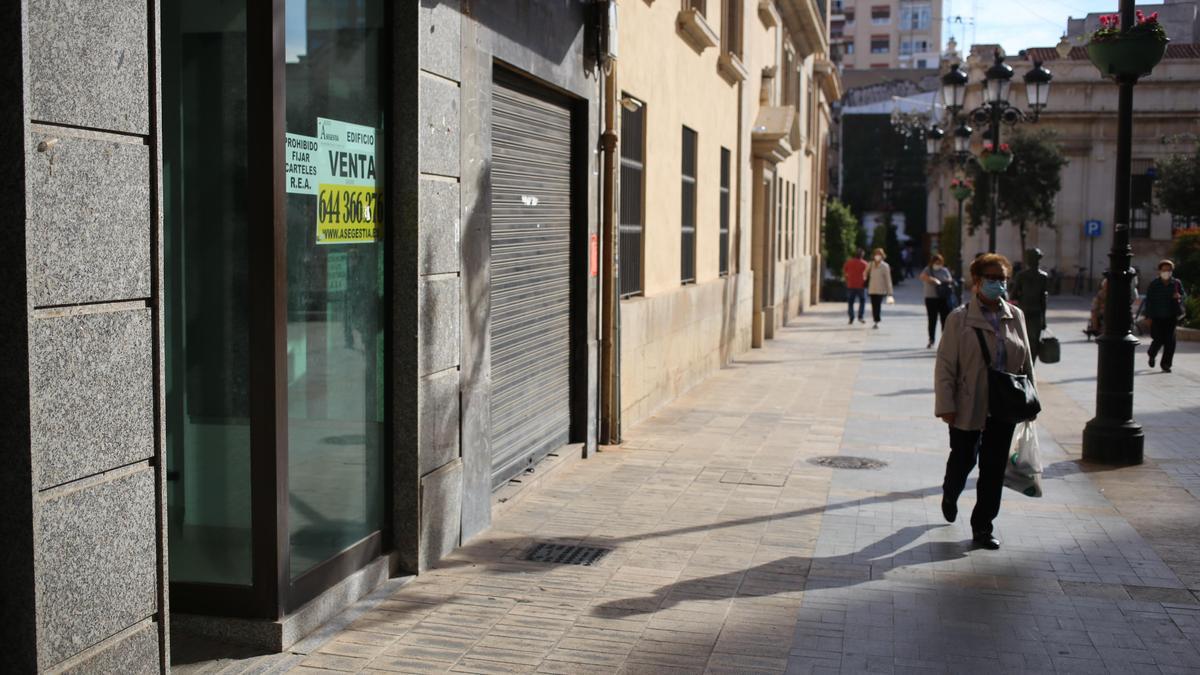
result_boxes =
[191,282,1200,674]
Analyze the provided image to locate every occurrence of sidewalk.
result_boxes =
[282,282,1200,674]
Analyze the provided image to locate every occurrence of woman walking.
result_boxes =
[866,248,894,329]
[934,253,1036,550]
[919,253,954,348]
[1140,259,1186,373]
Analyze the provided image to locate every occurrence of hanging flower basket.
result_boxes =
[950,178,974,202]
[978,143,1013,174]
[1086,11,1170,80]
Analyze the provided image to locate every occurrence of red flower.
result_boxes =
[999,143,1011,153]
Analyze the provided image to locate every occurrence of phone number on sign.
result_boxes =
[317,184,381,244]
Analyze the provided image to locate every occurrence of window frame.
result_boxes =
[681,126,699,284]
[719,147,731,276]
[619,96,647,298]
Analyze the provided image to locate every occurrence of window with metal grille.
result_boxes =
[871,5,890,23]
[775,177,783,262]
[1131,174,1152,238]
[681,126,698,284]
[684,0,707,15]
[719,147,731,276]
[871,36,889,53]
[723,0,743,57]
[845,9,855,25]
[789,182,796,259]
[619,99,645,297]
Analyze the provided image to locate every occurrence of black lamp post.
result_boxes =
[1083,0,1146,465]
[940,53,1052,254]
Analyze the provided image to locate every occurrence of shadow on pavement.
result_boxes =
[592,524,964,616]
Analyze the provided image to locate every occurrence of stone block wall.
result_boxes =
[1,0,167,670]
[620,272,754,427]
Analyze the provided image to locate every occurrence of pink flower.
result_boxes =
[999,143,1011,153]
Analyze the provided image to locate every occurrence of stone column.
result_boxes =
[1,0,167,671]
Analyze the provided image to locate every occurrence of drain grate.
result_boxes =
[522,543,612,566]
[810,456,888,470]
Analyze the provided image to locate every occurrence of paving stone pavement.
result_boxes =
[267,282,1200,674]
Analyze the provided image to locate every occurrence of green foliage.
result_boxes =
[840,115,929,245]
[823,198,860,277]
[869,215,904,283]
[1155,146,1200,221]
[940,214,962,277]
[1170,231,1200,295]
[968,128,1068,251]
[1184,295,1200,330]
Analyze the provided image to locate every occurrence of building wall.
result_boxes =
[954,50,1200,287]
[833,0,943,70]
[616,0,833,427]
[1,0,167,670]
[402,0,601,566]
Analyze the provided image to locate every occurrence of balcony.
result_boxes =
[677,8,719,53]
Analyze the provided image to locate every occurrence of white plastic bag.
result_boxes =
[1004,422,1043,497]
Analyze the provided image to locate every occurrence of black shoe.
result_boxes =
[1149,354,1156,368]
[849,317,854,324]
[972,532,1001,550]
[872,323,879,329]
[1163,366,1172,373]
[941,498,957,523]
[927,341,934,349]
[858,318,865,324]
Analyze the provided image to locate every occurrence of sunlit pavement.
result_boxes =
[225,280,1200,674]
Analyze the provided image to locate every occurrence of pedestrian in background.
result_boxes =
[867,248,894,329]
[1140,259,1186,373]
[843,248,868,325]
[919,253,954,348]
[934,253,1036,550]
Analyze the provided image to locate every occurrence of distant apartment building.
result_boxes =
[830,0,943,69]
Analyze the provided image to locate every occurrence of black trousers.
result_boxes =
[869,294,885,323]
[1148,316,1178,369]
[924,297,950,342]
[943,419,1017,535]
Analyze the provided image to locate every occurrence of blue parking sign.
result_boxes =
[1084,220,1103,238]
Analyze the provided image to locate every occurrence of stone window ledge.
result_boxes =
[718,52,749,84]
[677,9,719,53]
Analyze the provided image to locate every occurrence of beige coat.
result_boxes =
[934,296,1036,431]
[866,261,893,296]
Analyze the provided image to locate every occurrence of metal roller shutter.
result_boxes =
[489,74,573,488]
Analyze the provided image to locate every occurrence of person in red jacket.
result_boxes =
[843,249,868,324]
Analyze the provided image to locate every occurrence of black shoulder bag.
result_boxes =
[974,327,1041,424]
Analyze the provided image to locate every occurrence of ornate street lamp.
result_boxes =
[925,124,945,156]
[948,51,1052,253]
[1024,61,1053,114]
[941,63,968,113]
[953,121,973,156]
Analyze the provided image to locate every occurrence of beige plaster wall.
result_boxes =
[620,272,755,427]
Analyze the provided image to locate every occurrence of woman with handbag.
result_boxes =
[866,248,895,329]
[934,253,1038,550]
[1141,259,1186,373]
[919,253,955,348]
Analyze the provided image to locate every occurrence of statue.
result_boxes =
[1010,248,1049,362]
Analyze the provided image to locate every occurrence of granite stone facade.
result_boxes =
[2,0,167,671]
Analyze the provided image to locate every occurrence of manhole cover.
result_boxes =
[809,456,888,470]
[522,543,612,566]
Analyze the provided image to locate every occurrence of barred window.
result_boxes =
[681,126,698,284]
[719,147,731,275]
[619,99,645,297]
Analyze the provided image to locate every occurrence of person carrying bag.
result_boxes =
[934,253,1038,550]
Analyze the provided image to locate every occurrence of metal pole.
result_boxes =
[1083,0,1144,464]
[957,197,965,277]
[988,108,1000,252]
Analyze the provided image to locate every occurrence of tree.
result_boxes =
[968,128,1068,253]
[824,198,860,277]
[940,214,962,278]
[1170,232,1200,328]
[1155,146,1200,222]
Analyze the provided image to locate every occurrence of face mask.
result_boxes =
[980,279,1007,301]
[874,255,883,263]
[932,264,943,271]
[1161,271,1172,281]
